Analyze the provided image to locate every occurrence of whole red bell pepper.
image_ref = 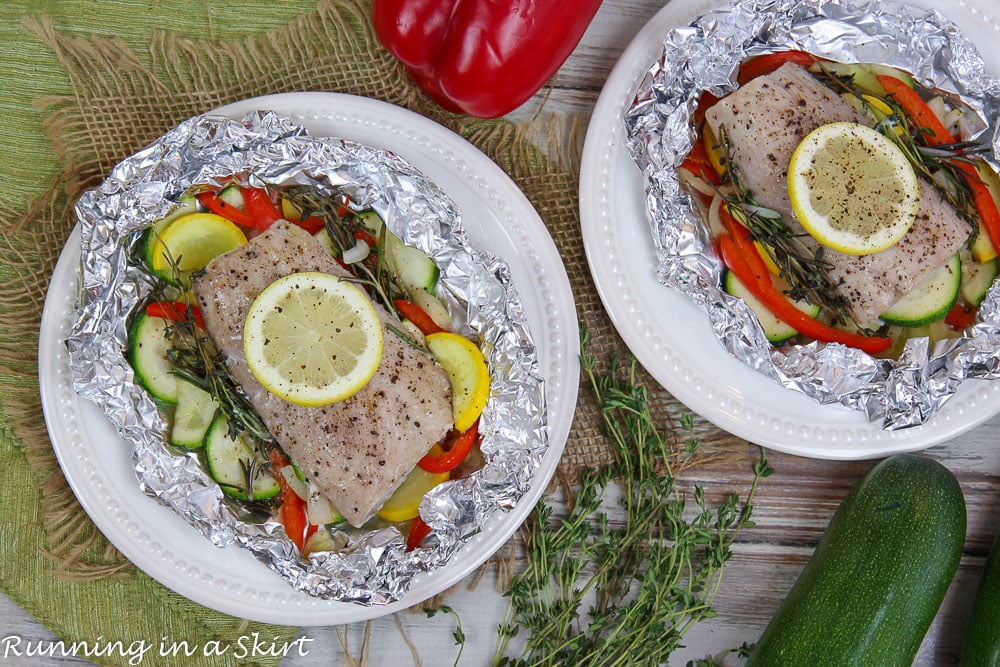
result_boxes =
[372,0,603,118]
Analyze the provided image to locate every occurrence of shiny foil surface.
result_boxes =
[625,0,1000,428]
[67,111,546,604]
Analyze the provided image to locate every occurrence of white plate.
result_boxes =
[39,93,579,625]
[580,0,1000,460]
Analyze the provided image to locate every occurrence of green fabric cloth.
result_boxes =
[1,0,324,210]
[0,2,350,664]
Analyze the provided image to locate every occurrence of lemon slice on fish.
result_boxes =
[788,122,919,255]
[243,272,383,407]
[149,212,247,285]
[425,332,489,432]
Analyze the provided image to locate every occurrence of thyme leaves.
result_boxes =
[493,332,770,666]
[813,65,985,236]
[715,132,853,323]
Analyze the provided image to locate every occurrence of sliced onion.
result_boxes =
[307,492,341,526]
[708,194,724,236]
[927,96,949,127]
[341,238,370,264]
[957,111,986,142]
[944,108,964,138]
[679,168,716,197]
[279,464,309,501]
[302,529,338,557]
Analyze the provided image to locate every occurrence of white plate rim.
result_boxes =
[39,92,579,625]
[579,0,1000,460]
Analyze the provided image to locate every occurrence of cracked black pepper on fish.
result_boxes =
[191,222,453,527]
[705,62,970,324]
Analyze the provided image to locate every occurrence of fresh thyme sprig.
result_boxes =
[494,331,771,666]
[715,131,853,323]
[130,233,272,445]
[813,65,984,235]
[282,187,407,314]
[424,605,466,667]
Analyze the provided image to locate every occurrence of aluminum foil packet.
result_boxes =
[625,0,1000,428]
[66,111,546,604]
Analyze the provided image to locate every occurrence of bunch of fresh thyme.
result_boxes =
[493,332,771,666]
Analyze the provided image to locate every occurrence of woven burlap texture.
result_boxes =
[0,0,748,660]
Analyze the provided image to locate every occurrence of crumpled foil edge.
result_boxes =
[66,111,547,604]
[624,0,1000,429]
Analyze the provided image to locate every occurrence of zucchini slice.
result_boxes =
[128,312,179,404]
[724,269,820,343]
[357,209,439,293]
[204,414,280,501]
[881,254,961,326]
[217,184,245,209]
[170,380,218,450]
[960,249,998,308]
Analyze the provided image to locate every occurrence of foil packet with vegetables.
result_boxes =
[66,110,546,604]
[625,0,1000,428]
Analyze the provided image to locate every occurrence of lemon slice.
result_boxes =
[377,467,450,522]
[149,212,247,284]
[243,272,383,407]
[425,332,490,432]
[788,122,919,255]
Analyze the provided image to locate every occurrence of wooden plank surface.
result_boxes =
[5,0,1000,664]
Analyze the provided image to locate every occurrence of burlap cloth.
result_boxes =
[0,0,748,662]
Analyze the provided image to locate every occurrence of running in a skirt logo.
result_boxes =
[1,632,313,664]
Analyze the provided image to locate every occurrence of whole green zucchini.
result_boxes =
[962,528,1000,666]
[746,454,966,666]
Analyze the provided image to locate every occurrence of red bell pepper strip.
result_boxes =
[691,90,720,128]
[955,164,1000,257]
[718,233,893,354]
[268,449,314,552]
[277,206,326,235]
[680,136,722,186]
[876,74,955,147]
[196,191,255,228]
[145,301,205,330]
[406,515,432,551]
[355,229,378,248]
[945,302,977,330]
[372,0,603,118]
[737,51,821,85]
[393,299,445,335]
[875,74,1000,259]
[718,206,772,286]
[293,216,326,235]
[241,186,283,230]
[418,420,480,473]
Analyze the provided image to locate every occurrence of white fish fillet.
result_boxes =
[705,62,972,324]
[191,222,453,527]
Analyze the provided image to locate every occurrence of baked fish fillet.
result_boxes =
[705,62,971,324]
[191,222,453,527]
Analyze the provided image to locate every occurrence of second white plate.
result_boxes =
[579,0,1000,459]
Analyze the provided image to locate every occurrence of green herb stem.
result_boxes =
[493,330,769,666]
